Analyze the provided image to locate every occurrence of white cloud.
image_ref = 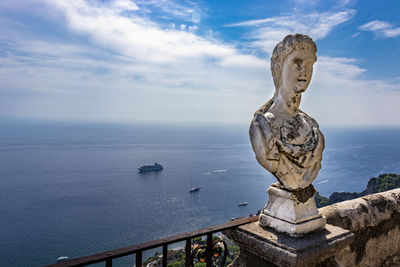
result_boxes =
[191,12,201,23]
[0,1,399,126]
[0,0,268,124]
[359,20,400,38]
[188,25,198,31]
[135,0,198,21]
[293,0,319,7]
[304,56,400,126]
[110,0,139,11]
[360,20,390,31]
[37,0,259,67]
[225,18,276,27]
[226,10,356,53]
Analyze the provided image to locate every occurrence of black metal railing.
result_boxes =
[43,215,258,267]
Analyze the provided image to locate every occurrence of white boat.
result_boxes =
[57,256,69,262]
[189,187,201,193]
[238,202,248,206]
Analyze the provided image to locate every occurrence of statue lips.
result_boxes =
[295,77,308,93]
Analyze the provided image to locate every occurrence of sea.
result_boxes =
[1,120,400,267]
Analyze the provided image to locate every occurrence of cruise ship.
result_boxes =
[138,163,163,173]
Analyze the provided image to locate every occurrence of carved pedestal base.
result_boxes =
[259,184,326,236]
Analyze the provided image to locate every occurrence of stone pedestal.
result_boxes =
[259,184,326,236]
[224,222,354,267]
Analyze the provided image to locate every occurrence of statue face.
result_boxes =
[280,47,316,96]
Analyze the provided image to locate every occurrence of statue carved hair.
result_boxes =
[270,34,317,90]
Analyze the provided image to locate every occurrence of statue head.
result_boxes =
[271,34,317,92]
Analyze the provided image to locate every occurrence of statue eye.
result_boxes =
[293,59,301,68]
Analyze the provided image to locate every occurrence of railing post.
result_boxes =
[185,238,191,267]
[162,244,168,267]
[105,258,112,267]
[206,233,212,267]
[136,251,142,267]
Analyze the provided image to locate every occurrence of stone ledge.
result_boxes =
[320,188,400,266]
[320,188,400,231]
[224,223,353,267]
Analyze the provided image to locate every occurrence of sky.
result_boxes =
[0,0,399,126]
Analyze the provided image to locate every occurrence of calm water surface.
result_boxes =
[0,121,399,266]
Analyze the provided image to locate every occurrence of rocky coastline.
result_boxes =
[316,173,400,208]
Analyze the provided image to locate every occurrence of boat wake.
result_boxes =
[212,169,227,173]
[203,169,227,175]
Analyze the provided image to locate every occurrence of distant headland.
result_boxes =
[316,173,400,208]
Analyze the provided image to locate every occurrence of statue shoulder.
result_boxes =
[299,110,319,128]
[264,112,277,125]
[254,98,274,116]
[252,111,278,131]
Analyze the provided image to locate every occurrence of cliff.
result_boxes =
[316,173,400,208]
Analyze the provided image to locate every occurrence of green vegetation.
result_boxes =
[315,193,329,208]
[142,235,238,267]
[168,262,183,267]
[316,173,400,208]
[142,251,161,266]
[192,237,206,246]
[372,173,400,193]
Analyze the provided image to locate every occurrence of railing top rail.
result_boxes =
[43,216,258,267]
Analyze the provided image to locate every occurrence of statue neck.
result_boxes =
[270,90,301,117]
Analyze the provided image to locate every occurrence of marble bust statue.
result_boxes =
[250,34,326,235]
[250,34,324,191]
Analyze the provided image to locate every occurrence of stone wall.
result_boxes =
[225,188,400,267]
[320,188,400,266]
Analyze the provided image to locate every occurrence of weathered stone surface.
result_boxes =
[259,214,326,237]
[259,184,326,236]
[320,188,400,266]
[224,222,353,267]
[226,189,400,267]
[249,34,324,191]
[228,249,277,267]
[320,188,400,231]
[250,34,326,235]
[382,252,400,266]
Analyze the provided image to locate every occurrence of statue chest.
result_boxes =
[279,115,314,145]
